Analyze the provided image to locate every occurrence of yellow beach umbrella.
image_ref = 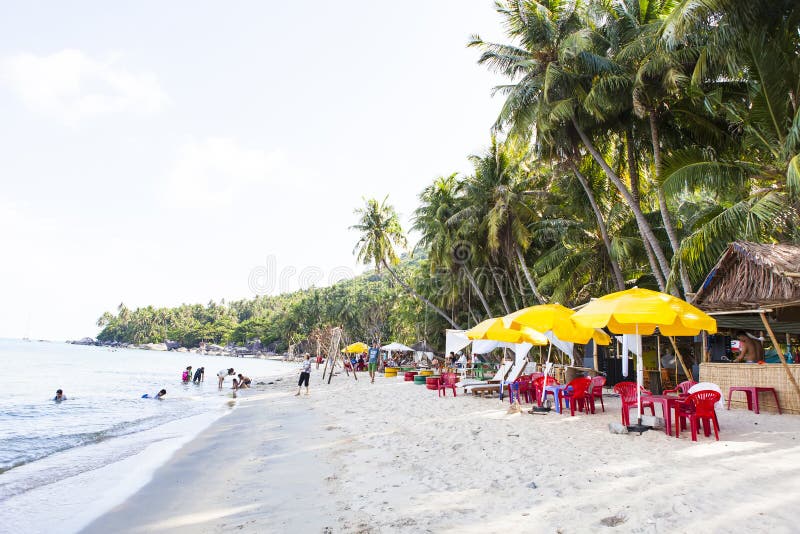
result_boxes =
[572,288,716,431]
[571,288,717,335]
[342,342,369,354]
[504,303,611,345]
[465,317,548,346]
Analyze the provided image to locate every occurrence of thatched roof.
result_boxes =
[694,241,800,311]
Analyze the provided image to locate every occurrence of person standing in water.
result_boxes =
[217,368,235,389]
[295,354,311,396]
[54,389,66,402]
[367,342,380,384]
[193,367,205,383]
[182,366,192,382]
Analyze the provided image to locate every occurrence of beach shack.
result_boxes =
[693,242,800,414]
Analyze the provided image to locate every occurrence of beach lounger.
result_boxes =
[460,361,512,394]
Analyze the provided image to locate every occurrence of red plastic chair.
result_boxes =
[513,374,538,404]
[557,377,593,416]
[588,376,607,413]
[664,380,697,395]
[676,390,721,441]
[533,376,559,406]
[613,381,655,426]
[438,373,458,397]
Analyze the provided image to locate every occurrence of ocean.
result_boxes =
[0,339,295,533]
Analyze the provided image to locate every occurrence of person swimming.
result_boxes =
[142,389,167,399]
[54,389,66,402]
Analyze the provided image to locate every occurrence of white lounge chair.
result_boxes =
[459,361,512,393]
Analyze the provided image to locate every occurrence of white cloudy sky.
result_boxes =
[0,1,505,340]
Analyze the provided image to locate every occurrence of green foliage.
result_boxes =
[96,261,434,350]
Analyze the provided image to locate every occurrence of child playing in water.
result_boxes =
[237,374,251,388]
[142,389,167,399]
[217,368,235,389]
[54,389,66,402]
[192,367,205,383]
[182,366,192,382]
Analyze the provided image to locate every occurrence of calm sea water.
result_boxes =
[0,339,294,532]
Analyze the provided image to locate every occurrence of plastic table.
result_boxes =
[726,386,781,414]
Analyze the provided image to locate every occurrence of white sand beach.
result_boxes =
[82,371,800,534]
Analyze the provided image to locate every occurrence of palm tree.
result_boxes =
[412,174,493,320]
[470,0,675,290]
[454,139,548,305]
[352,196,460,328]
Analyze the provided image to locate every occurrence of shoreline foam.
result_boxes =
[0,407,233,534]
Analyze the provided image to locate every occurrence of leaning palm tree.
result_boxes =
[470,0,677,289]
[352,196,460,328]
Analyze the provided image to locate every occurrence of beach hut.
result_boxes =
[410,341,436,363]
[693,241,800,413]
[381,342,413,365]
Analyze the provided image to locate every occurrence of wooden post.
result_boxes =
[668,336,694,382]
[759,312,800,399]
[592,340,599,372]
[701,331,709,363]
[657,336,662,371]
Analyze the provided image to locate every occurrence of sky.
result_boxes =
[0,1,506,340]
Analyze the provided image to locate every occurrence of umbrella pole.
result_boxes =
[543,344,552,403]
[531,344,553,413]
[627,325,650,434]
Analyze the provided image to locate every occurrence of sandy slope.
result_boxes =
[83,370,800,533]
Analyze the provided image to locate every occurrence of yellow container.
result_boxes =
[419,370,433,377]
[384,371,397,378]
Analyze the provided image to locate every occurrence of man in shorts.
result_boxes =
[367,342,380,383]
[295,354,311,396]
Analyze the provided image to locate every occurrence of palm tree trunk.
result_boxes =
[572,117,673,287]
[382,260,460,328]
[649,110,693,297]
[463,266,493,318]
[468,307,481,326]
[515,245,546,304]
[514,265,529,307]
[622,131,666,290]
[492,269,512,314]
[568,160,625,291]
[625,127,641,207]
[643,236,667,290]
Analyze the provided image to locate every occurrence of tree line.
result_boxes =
[99,0,800,350]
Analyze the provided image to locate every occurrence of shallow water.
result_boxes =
[0,339,294,523]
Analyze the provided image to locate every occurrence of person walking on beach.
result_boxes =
[182,366,192,382]
[367,342,380,383]
[295,354,311,396]
[217,368,235,389]
[193,366,205,383]
[54,389,66,402]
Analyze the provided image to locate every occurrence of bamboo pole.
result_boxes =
[593,340,599,372]
[759,312,800,399]
[702,331,709,363]
[668,336,693,382]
